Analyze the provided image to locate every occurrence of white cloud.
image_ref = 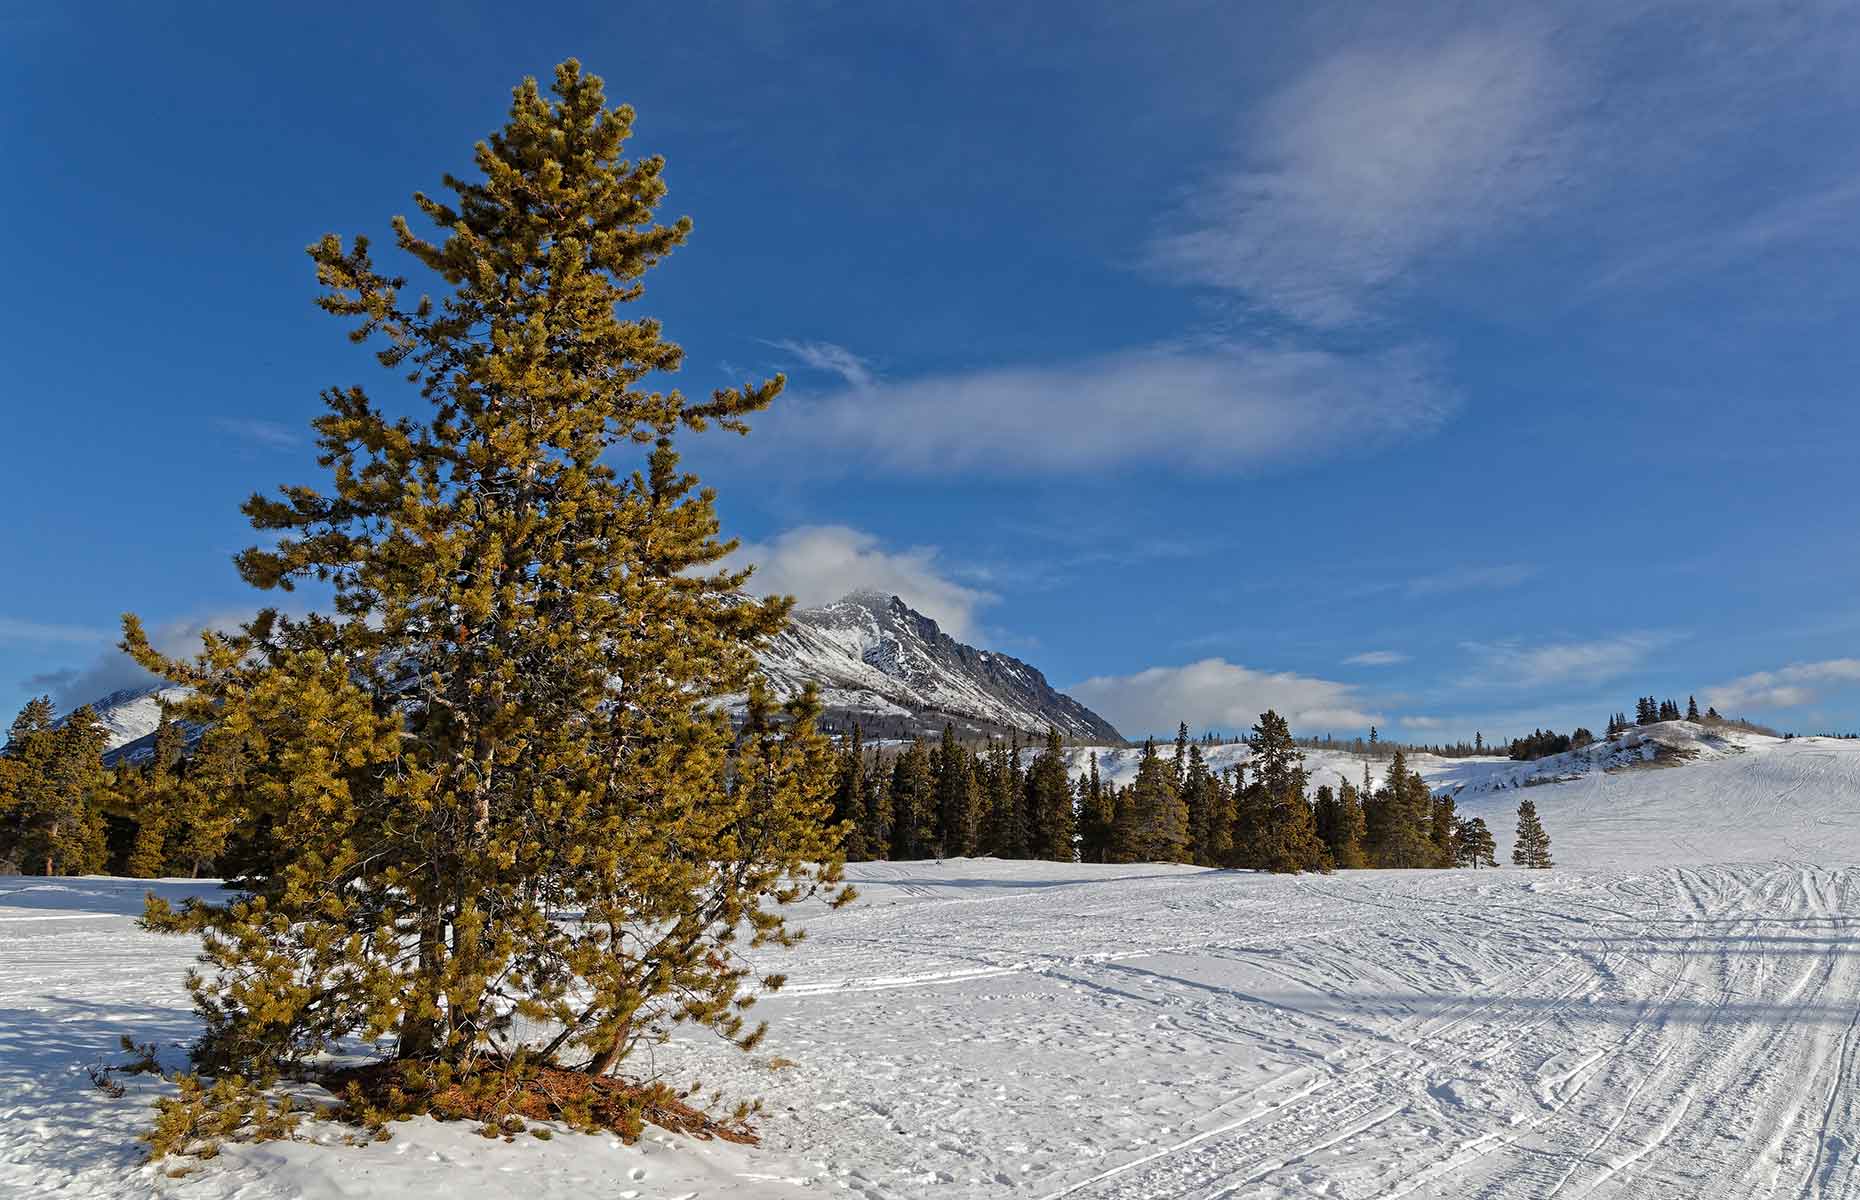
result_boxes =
[1344,650,1409,667]
[20,611,257,712]
[759,341,1452,473]
[767,339,876,389]
[726,525,994,640]
[1070,658,1378,739]
[1406,563,1538,597]
[1459,632,1668,690]
[0,617,111,646]
[1705,659,1860,713]
[214,418,301,449]
[1150,25,1568,325]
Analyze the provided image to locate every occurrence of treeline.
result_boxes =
[0,700,234,878]
[832,714,1537,873]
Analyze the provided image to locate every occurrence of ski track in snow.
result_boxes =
[6,733,1860,1197]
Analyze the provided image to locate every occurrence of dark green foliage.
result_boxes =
[1428,793,1459,868]
[1455,816,1497,867]
[1182,743,1232,866]
[1077,753,1116,863]
[1123,739,1189,862]
[1513,798,1554,868]
[832,728,869,861]
[933,725,980,858]
[889,738,935,860]
[1366,749,1434,869]
[1230,711,1328,873]
[1025,728,1074,861]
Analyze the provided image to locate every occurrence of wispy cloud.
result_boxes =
[0,617,111,645]
[1070,658,1378,739]
[1705,659,1860,713]
[758,340,1453,473]
[1596,174,1860,293]
[766,339,877,389]
[1149,24,1568,325]
[1344,649,1409,667]
[214,417,301,449]
[1459,632,1671,690]
[723,524,994,640]
[1406,563,1537,597]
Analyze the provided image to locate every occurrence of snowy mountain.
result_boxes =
[75,591,1123,755]
[752,590,1122,742]
[59,685,189,754]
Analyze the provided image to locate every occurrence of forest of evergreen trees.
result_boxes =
[824,715,1531,875]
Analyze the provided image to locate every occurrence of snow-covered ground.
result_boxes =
[7,732,1860,1197]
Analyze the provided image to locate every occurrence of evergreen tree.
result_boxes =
[1455,816,1497,868]
[1232,711,1327,872]
[1636,696,1657,725]
[1124,739,1187,862]
[123,63,849,1086]
[1172,721,1190,795]
[986,739,1022,858]
[0,699,110,876]
[1686,695,1700,722]
[831,727,868,861]
[1077,753,1116,863]
[1512,797,1554,868]
[1428,792,1459,868]
[933,724,979,858]
[864,750,893,861]
[1329,780,1368,868]
[890,737,935,859]
[1183,743,1231,866]
[1369,749,1434,868]
[1025,728,1074,861]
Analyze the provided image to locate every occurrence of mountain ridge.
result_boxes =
[74,592,1123,757]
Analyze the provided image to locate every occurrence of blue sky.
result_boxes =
[4,1,1859,741]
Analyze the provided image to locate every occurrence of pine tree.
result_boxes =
[831,727,869,861]
[1025,728,1074,861]
[890,737,935,860]
[1125,739,1187,862]
[1512,797,1554,868]
[1428,792,1459,868]
[1233,711,1327,873]
[1172,722,1190,795]
[985,739,1022,858]
[1078,753,1115,862]
[864,750,893,861]
[1183,743,1230,866]
[1686,695,1700,722]
[1369,749,1434,868]
[0,699,110,876]
[1455,816,1497,867]
[122,63,849,1087]
[932,725,979,858]
[1329,780,1368,869]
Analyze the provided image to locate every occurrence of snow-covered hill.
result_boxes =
[58,684,189,752]
[755,590,1122,742]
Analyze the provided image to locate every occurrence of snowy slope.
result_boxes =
[58,685,190,752]
[13,731,1860,1197]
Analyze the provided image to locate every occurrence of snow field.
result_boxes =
[5,731,1860,1197]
